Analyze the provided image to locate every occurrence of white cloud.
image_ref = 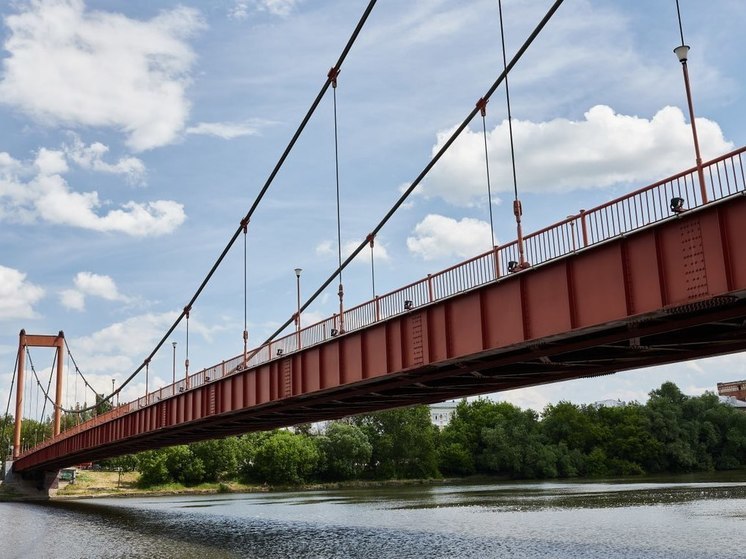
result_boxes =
[186,121,262,140]
[60,288,85,311]
[0,265,45,320]
[60,271,131,311]
[0,0,204,151]
[230,0,300,19]
[407,214,494,261]
[315,239,390,264]
[64,135,145,184]
[35,148,69,176]
[0,147,185,236]
[74,272,125,301]
[424,105,734,206]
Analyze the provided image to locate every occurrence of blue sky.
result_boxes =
[1,0,745,417]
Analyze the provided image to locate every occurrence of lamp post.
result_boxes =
[172,341,177,384]
[294,268,302,349]
[674,44,707,203]
[112,378,116,407]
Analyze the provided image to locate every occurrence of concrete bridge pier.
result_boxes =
[1,461,60,500]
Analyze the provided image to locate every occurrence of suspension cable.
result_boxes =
[330,67,345,334]
[367,234,376,298]
[498,0,529,270]
[242,218,249,366]
[249,0,565,356]
[477,97,496,251]
[185,307,191,388]
[48,0,379,415]
[39,349,57,431]
[25,349,34,420]
[64,338,97,396]
[675,0,685,45]
[0,351,18,457]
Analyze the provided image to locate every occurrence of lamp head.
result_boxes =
[674,44,690,63]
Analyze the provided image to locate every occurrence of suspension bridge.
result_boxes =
[3,0,746,490]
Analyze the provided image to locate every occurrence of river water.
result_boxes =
[1,477,745,558]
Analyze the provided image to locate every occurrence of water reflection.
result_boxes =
[1,477,745,558]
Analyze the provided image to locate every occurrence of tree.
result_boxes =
[191,438,239,482]
[137,449,171,487]
[250,430,319,485]
[439,399,509,476]
[354,406,440,479]
[316,422,372,481]
[98,453,139,472]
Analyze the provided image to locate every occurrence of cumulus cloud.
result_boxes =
[0,0,204,151]
[60,271,131,311]
[64,135,145,184]
[0,147,184,236]
[0,265,45,320]
[407,214,494,261]
[186,121,262,140]
[59,288,85,311]
[424,105,734,206]
[230,0,300,19]
[315,239,391,264]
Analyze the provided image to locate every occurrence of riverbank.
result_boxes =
[52,470,447,500]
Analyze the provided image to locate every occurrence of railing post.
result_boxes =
[375,296,380,322]
[427,274,434,302]
[579,209,589,247]
[493,245,500,279]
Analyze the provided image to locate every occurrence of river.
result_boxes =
[1,476,745,558]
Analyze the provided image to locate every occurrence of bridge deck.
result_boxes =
[14,147,746,473]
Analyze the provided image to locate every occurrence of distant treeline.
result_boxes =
[5,381,746,486]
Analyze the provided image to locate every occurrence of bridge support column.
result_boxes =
[53,335,64,436]
[1,462,60,500]
[13,330,25,460]
[12,329,66,459]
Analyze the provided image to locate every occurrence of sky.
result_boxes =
[1,0,746,420]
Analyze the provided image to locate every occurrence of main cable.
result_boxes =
[250,0,566,356]
[1,351,19,457]
[46,0,380,415]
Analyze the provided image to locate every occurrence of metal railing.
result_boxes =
[35,146,746,444]
[127,147,746,412]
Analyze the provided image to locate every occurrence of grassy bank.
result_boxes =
[55,470,264,499]
[53,470,446,499]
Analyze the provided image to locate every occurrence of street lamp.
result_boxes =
[172,341,177,384]
[673,37,707,202]
[112,378,116,407]
[294,268,302,349]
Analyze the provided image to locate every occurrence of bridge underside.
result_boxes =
[14,194,746,473]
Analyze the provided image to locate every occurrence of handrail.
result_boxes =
[24,146,746,454]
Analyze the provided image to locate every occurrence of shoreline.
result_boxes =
[50,470,448,500]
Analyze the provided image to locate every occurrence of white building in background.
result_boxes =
[430,401,459,428]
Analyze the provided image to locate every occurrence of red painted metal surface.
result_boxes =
[13,148,746,473]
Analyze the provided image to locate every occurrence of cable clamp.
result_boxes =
[328,67,340,88]
[476,97,488,117]
[240,217,249,233]
[366,233,375,247]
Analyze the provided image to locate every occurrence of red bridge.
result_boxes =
[11,146,746,474]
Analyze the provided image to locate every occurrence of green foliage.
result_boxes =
[137,449,171,487]
[132,382,746,487]
[191,438,239,482]
[98,453,139,472]
[353,406,440,479]
[316,422,372,481]
[248,430,319,485]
